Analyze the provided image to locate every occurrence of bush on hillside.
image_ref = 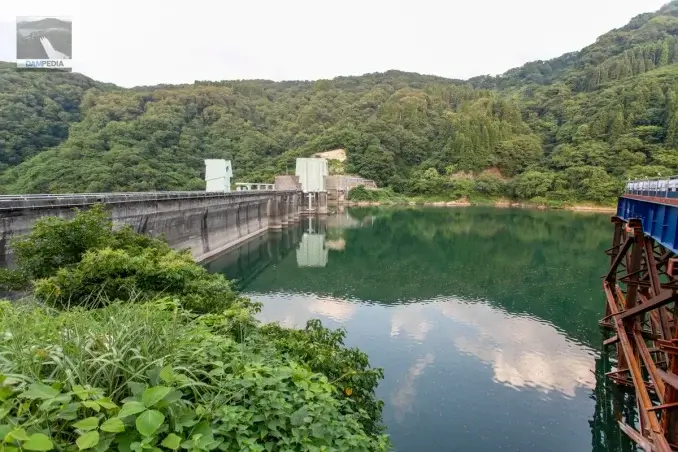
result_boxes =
[259,320,385,437]
[33,247,246,313]
[11,204,172,281]
[7,204,245,313]
[348,185,380,201]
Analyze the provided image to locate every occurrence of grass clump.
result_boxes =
[0,206,389,451]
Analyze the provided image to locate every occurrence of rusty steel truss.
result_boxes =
[602,217,678,451]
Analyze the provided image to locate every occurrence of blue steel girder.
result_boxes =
[617,195,678,254]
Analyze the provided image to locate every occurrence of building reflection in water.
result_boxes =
[204,210,374,283]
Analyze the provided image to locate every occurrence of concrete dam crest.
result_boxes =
[0,191,305,267]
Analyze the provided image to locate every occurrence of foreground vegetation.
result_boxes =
[3,3,678,203]
[0,206,389,451]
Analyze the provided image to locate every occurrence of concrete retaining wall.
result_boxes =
[0,191,302,268]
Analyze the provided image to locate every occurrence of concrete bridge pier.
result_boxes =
[267,196,281,230]
[300,192,328,216]
[280,195,289,228]
[291,194,300,222]
[266,192,301,230]
[318,192,328,215]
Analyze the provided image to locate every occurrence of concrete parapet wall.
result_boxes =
[0,191,302,267]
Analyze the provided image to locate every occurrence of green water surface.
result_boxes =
[205,206,638,452]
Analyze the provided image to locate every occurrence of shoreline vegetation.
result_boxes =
[342,186,617,213]
[338,199,617,213]
[0,205,390,452]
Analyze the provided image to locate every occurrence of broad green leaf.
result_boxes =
[141,387,171,408]
[82,401,100,412]
[56,403,80,421]
[118,401,146,418]
[290,407,308,426]
[160,433,181,450]
[127,382,146,397]
[100,418,125,433]
[135,410,164,437]
[159,366,174,383]
[76,431,99,450]
[23,433,54,451]
[0,408,8,420]
[6,428,30,442]
[163,390,182,405]
[39,394,72,413]
[72,417,99,431]
[95,398,117,410]
[0,387,14,402]
[71,385,88,401]
[21,383,59,400]
[93,435,114,452]
[0,425,12,441]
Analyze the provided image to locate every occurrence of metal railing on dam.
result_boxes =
[0,190,297,211]
[624,175,678,198]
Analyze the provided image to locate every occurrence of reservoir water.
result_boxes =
[205,206,637,452]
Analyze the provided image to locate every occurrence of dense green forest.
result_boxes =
[4,2,678,202]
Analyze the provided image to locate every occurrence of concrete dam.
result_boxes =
[0,190,303,267]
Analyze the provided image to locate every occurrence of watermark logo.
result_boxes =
[16,16,72,71]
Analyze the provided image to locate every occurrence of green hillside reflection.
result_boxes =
[211,207,610,347]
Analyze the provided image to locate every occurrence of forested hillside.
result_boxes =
[3,2,678,202]
[0,62,114,173]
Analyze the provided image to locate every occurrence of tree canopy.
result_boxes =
[3,2,678,202]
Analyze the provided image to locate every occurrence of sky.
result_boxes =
[0,0,670,87]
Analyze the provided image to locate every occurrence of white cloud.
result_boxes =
[0,0,668,86]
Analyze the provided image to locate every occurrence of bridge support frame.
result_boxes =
[602,216,678,451]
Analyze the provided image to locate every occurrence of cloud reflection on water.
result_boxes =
[435,298,596,397]
[249,291,596,400]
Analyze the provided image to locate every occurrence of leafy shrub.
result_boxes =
[33,247,246,313]
[12,205,115,280]
[348,186,405,204]
[259,320,385,437]
[0,268,29,292]
[8,204,241,313]
[0,300,389,451]
[12,205,171,282]
[0,372,388,451]
[348,186,380,201]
